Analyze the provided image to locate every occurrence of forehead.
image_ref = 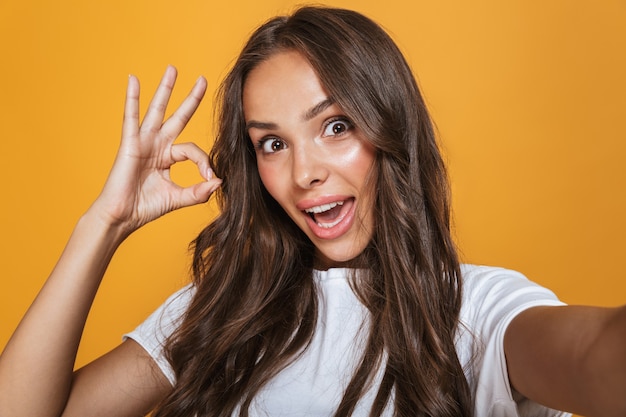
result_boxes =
[242,51,330,123]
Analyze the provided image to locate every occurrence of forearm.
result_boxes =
[0,210,127,417]
[0,67,215,417]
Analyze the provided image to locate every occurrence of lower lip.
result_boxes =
[303,198,356,240]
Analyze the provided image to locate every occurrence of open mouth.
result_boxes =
[304,199,349,229]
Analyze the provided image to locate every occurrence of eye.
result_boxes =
[322,118,353,137]
[258,137,287,154]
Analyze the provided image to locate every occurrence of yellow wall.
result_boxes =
[1,0,625,409]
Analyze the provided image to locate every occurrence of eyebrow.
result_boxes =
[245,97,335,131]
[302,97,335,122]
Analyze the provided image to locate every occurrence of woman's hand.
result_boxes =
[0,66,222,417]
[90,65,222,235]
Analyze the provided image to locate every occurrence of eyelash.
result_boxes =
[322,117,353,137]
[254,116,354,154]
[255,137,285,154]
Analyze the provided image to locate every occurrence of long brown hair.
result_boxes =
[153,6,472,417]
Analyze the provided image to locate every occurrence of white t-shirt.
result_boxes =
[125,264,570,417]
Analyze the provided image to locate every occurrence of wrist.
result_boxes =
[77,208,133,249]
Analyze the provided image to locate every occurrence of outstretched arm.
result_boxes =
[505,303,626,417]
[0,66,221,417]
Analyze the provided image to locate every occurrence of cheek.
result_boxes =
[256,163,282,200]
[344,143,376,180]
[349,144,377,208]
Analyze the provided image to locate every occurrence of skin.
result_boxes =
[0,67,220,417]
[0,57,624,417]
[244,51,376,269]
[505,305,626,417]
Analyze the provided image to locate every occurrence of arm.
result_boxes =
[0,66,221,417]
[505,304,626,417]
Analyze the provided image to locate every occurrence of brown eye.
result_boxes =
[260,138,286,153]
[271,140,283,151]
[332,123,346,134]
[323,118,353,137]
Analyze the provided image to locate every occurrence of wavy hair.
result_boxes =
[153,6,472,417]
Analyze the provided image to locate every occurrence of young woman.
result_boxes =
[0,6,624,417]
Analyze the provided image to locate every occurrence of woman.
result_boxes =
[0,6,624,417]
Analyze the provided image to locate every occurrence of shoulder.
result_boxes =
[459,264,565,343]
[457,263,566,361]
[460,264,563,318]
[461,263,539,292]
[456,265,570,417]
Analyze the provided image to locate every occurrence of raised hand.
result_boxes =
[91,66,222,235]
[0,66,222,417]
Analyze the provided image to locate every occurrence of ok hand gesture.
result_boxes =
[91,66,222,236]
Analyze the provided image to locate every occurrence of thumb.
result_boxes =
[174,178,222,209]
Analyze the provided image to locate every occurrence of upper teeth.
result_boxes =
[304,201,344,214]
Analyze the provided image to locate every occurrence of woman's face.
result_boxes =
[243,51,376,269]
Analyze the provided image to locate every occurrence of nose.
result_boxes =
[291,142,329,189]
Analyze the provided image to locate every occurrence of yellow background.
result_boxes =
[0,0,625,413]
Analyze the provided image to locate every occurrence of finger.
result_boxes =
[140,65,178,135]
[121,75,140,142]
[174,178,222,209]
[170,142,214,180]
[160,76,207,142]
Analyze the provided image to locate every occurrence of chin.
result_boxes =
[314,249,367,270]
